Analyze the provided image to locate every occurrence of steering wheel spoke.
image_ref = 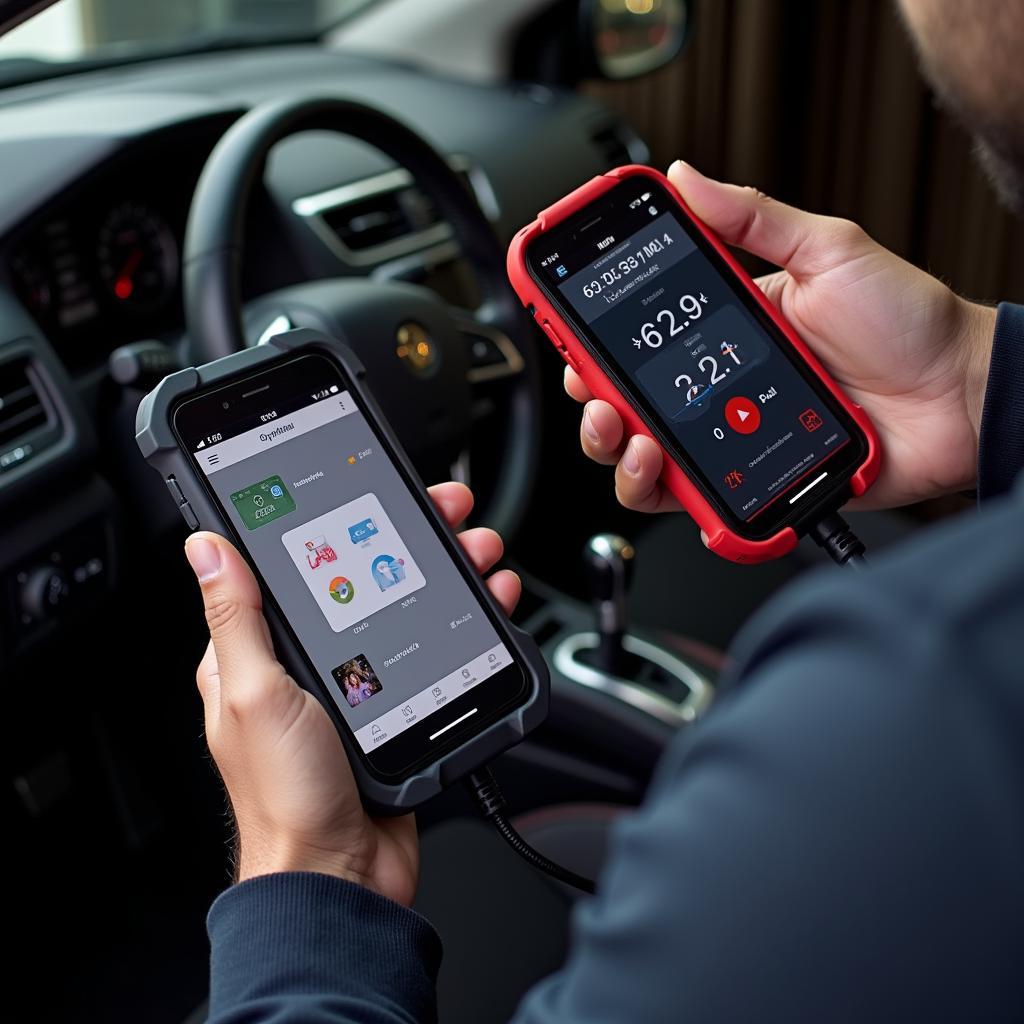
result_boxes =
[453,309,525,385]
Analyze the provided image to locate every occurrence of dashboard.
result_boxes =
[0,46,642,376]
[5,131,217,371]
[0,42,645,662]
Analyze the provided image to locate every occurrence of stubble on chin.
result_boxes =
[971,136,1024,216]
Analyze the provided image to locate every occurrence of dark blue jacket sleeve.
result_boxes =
[207,483,1024,1024]
[978,302,1024,499]
[207,872,441,1023]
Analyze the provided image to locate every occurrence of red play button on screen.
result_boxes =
[724,396,761,434]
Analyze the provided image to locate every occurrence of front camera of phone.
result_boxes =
[222,401,230,410]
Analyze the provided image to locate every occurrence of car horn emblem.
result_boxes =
[395,321,438,377]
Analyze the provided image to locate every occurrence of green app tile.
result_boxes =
[230,475,296,530]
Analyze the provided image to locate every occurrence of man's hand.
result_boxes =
[184,481,520,907]
[571,160,997,515]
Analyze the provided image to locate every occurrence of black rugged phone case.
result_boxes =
[135,329,548,814]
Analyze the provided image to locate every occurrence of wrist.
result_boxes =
[237,829,370,889]
[956,298,998,452]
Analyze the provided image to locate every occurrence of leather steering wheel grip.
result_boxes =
[181,95,540,539]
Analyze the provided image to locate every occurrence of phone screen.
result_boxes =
[173,352,528,779]
[527,178,866,538]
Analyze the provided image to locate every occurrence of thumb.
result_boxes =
[668,160,866,276]
[185,532,277,689]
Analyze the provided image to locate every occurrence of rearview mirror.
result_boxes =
[583,0,689,80]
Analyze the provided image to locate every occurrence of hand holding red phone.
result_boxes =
[511,161,885,562]
[567,161,996,520]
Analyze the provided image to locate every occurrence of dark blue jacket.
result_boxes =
[206,304,1024,1023]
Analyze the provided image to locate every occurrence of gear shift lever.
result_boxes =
[553,533,713,725]
[583,534,635,675]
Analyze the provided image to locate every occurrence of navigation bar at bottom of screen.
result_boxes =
[353,642,512,753]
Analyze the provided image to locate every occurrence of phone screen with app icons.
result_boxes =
[173,353,528,779]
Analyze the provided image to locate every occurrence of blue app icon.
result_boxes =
[270,484,283,498]
[555,264,568,278]
[371,554,406,591]
[348,517,379,544]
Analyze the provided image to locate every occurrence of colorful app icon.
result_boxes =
[799,408,824,432]
[230,475,295,530]
[328,576,355,604]
[348,517,379,544]
[304,535,337,569]
[282,492,426,633]
[371,554,406,591]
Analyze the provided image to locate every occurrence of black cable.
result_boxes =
[466,766,597,895]
[811,512,868,569]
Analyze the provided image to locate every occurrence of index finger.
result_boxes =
[564,365,593,403]
[427,481,474,528]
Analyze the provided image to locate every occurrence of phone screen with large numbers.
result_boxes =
[527,178,866,538]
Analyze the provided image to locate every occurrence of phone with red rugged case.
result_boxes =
[508,165,879,563]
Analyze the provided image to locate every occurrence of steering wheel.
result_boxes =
[182,96,541,539]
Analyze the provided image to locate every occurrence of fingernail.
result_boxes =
[583,407,600,444]
[622,438,642,476]
[185,536,222,582]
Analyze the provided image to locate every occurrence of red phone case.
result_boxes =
[507,165,880,564]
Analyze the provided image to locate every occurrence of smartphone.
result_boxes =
[137,333,546,812]
[508,166,879,563]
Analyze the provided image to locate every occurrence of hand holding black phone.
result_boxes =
[136,331,547,814]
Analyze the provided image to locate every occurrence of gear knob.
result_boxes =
[583,534,635,673]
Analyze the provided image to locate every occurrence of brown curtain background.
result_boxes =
[585,0,1024,303]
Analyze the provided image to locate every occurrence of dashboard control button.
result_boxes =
[469,335,505,368]
[110,341,179,390]
[19,567,71,621]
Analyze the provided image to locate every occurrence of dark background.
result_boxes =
[586,0,1024,303]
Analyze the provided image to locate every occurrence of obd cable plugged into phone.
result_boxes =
[811,512,868,569]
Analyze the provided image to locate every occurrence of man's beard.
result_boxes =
[973,134,1024,215]
[905,17,1024,217]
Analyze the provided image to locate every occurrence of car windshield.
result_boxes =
[0,0,378,82]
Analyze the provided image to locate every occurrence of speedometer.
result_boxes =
[97,202,178,312]
[11,252,52,318]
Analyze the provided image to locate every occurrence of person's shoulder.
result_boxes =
[732,484,1024,697]
[646,486,1024,798]
[619,491,1024,1023]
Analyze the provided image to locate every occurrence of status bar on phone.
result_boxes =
[197,392,354,476]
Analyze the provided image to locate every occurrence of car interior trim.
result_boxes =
[553,631,713,726]
[292,154,499,267]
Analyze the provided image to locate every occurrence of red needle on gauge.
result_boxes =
[114,247,143,300]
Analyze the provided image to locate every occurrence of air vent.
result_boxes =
[589,121,649,169]
[321,183,442,252]
[0,358,55,470]
[292,159,496,267]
